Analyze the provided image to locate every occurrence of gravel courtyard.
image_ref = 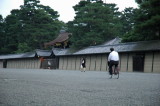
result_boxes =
[0,69,160,106]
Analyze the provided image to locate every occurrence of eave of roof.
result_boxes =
[0,52,36,60]
[73,40,160,55]
[36,49,52,57]
[45,32,71,46]
[0,50,53,60]
[51,40,160,56]
[52,48,72,56]
[1,39,160,59]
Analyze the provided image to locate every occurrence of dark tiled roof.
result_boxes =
[45,32,71,46]
[73,40,160,55]
[52,48,72,56]
[36,49,52,57]
[0,50,52,60]
[51,37,123,56]
[0,52,36,60]
[1,39,160,59]
[102,37,122,45]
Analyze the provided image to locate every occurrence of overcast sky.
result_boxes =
[0,0,138,22]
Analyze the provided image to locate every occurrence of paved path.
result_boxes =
[0,69,160,106]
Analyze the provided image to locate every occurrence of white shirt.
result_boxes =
[108,51,119,61]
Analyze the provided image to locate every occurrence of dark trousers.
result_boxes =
[82,63,86,68]
[109,60,119,75]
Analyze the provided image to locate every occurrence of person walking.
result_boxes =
[108,48,119,75]
[81,58,86,72]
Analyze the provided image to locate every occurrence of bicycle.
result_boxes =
[109,65,120,79]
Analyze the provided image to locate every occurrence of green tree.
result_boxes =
[0,15,6,54]
[3,0,63,54]
[3,12,21,54]
[120,8,137,36]
[68,1,121,50]
[123,0,160,42]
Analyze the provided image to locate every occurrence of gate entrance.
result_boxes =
[133,55,144,72]
[3,60,7,68]
[41,58,59,69]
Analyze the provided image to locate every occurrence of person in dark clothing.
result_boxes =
[81,58,86,72]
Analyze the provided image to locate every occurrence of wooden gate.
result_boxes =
[3,60,7,68]
[40,58,59,69]
[133,55,144,72]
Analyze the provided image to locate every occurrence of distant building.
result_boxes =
[44,32,71,49]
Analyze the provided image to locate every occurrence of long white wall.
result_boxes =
[0,61,3,68]
[1,51,159,73]
[58,52,160,73]
[6,59,41,69]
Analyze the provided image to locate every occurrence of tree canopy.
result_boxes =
[0,0,64,54]
[123,0,160,42]
[67,0,122,50]
[0,15,6,54]
[0,0,159,54]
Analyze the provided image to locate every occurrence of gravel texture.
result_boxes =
[0,69,160,106]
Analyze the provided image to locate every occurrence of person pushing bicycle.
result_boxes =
[108,48,119,75]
